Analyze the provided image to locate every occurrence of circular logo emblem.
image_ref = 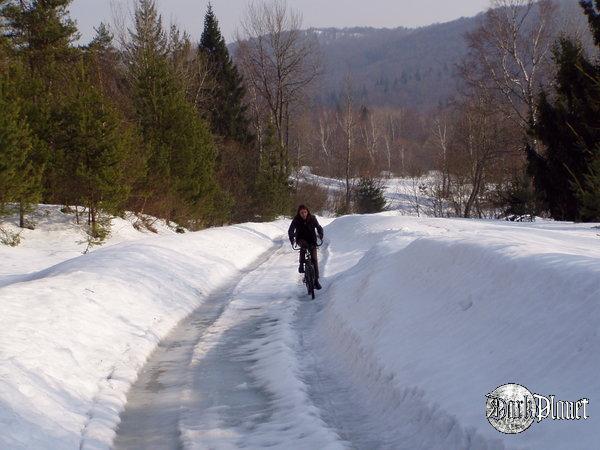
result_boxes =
[486,383,536,434]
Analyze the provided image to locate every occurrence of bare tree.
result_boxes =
[382,108,406,175]
[463,0,557,146]
[431,112,451,197]
[360,108,380,170]
[236,0,320,175]
[189,50,216,113]
[315,108,336,174]
[445,88,518,218]
[337,78,357,212]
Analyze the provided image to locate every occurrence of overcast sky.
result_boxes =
[70,0,492,44]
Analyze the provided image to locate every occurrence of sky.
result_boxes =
[70,0,492,45]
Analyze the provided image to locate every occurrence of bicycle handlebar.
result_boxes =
[291,238,323,250]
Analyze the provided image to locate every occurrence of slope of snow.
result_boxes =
[0,205,179,284]
[317,213,600,449]
[2,204,599,449]
[0,206,287,450]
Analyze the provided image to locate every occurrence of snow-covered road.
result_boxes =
[113,239,349,449]
[111,224,505,450]
[112,244,282,450]
[2,208,599,450]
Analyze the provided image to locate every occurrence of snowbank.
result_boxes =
[0,207,286,450]
[2,205,599,449]
[0,205,179,284]
[318,213,600,449]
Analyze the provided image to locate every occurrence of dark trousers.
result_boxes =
[298,242,319,280]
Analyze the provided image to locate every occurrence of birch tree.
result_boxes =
[463,0,557,147]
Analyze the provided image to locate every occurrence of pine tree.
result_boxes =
[199,3,251,143]
[501,171,540,219]
[0,0,12,70]
[0,72,42,227]
[580,0,600,46]
[127,0,224,227]
[52,74,134,236]
[3,0,81,205]
[127,0,180,210]
[578,151,600,221]
[88,22,112,51]
[528,2,600,221]
[2,0,78,78]
[85,23,124,103]
[354,177,387,214]
[253,125,292,221]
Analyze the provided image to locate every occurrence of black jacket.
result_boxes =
[288,214,323,245]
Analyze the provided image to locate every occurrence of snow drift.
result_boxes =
[0,209,285,450]
[317,213,600,449]
[1,206,599,450]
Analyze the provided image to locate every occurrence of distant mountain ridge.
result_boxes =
[307,16,481,110]
[304,0,588,110]
[230,0,589,111]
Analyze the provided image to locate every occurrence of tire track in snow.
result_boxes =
[112,244,281,450]
[113,239,344,450]
[178,242,344,449]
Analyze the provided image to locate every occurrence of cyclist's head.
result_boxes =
[297,204,309,220]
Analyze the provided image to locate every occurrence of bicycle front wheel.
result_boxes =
[305,263,315,299]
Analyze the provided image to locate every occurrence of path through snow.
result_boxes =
[113,239,347,449]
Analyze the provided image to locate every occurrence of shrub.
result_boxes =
[354,177,387,214]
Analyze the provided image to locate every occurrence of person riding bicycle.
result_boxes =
[288,204,323,290]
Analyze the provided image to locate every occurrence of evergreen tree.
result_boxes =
[85,23,129,116]
[354,177,387,214]
[580,0,600,46]
[52,74,135,236]
[0,72,42,227]
[501,171,540,220]
[199,3,251,143]
[127,0,224,227]
[168,24,191,77]
[3,0,80,205]
[253,126,292,221]
[2,0,78,78]
[88,22,112,51]
[0,0,12,70]
[85,24,118,94]
[577,151,600,221]
[527,2,600,221]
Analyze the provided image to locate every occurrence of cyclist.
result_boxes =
[288,205,323,289]
[288,204,324,290]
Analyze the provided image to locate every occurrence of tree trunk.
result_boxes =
[19,202,25,228]
[345,131,352,212]
[464,163,484,218]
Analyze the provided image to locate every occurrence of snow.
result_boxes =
[317,213,600,449]
[178,244,344,450]
[0,206,285,449]
[1,205,599,449]
[0,205,179,284]
[295,167,436,215]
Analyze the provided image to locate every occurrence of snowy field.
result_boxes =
[1,206,599,449]
[294,166,438,215]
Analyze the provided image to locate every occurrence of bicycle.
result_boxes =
[292,239,323,300]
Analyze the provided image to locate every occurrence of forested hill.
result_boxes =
[306,0,588,110]
[310,16,478,110]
